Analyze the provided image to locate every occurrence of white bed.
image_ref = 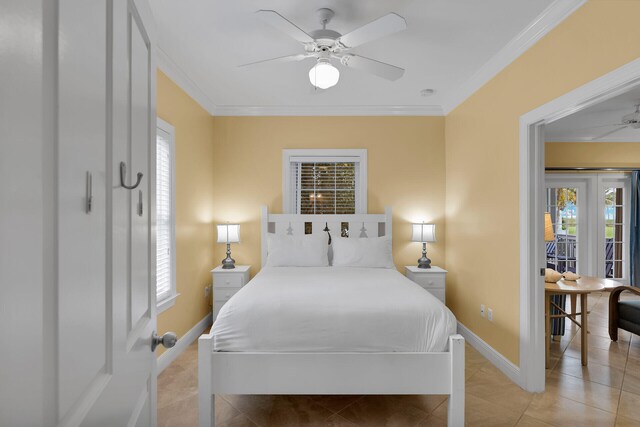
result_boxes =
[199,207,465,426]
[212,266,457,353]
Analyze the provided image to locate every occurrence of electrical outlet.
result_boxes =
[204,284,211,297]
[480,304,485,318]
[488,308,493,322]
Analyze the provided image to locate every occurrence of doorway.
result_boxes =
[519,58,640,392]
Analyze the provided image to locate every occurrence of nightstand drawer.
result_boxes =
[410,274,445,289]
[214,273,244,288]
[214,287,239,302]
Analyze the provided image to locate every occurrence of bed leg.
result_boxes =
[448,334,465,427]
[198,334,214,427]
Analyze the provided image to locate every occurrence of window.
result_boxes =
[545,174,631,283]
[283,149,367,214]
[156,119,177,312]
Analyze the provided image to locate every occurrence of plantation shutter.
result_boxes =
[156,134,172,301]
[290,160,357,214]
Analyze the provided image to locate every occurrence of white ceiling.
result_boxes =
[149,0,580,115]
[546,87,640,142]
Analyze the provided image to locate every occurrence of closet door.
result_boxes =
[57,0,109,425]
[83,0,157,425]
[56,0,157,425]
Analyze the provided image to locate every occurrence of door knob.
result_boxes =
[151,331,177,352]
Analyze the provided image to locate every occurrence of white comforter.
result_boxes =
[211,267,457,353]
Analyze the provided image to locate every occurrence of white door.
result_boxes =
[597,176,631,283]
[57,0,161,425]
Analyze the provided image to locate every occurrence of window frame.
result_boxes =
[282,149,367,214]
[156,118,179,313]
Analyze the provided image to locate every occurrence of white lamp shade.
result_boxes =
[412,223,436,243]
[217,224,240,244]
[309,61,340,89]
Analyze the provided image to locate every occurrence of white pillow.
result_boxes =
[266,234,329,267]
[331,236,395,268]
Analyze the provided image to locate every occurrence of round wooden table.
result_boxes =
[545,277,620,368]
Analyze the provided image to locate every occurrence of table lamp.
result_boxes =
[217,223,240,269]
[544,212,555,242]
[412,222,436,269]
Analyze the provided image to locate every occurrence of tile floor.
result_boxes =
[158,291,640,426]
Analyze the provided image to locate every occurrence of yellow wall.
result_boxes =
[211,116,446,273]
[445,0,640,364]
[156,71,216,355]
[546,142,640,168]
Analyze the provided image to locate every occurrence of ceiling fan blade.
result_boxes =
[255,10,314,43]
[239,53,312,68]
[590,125,629,140]
[341,54,404,81]
[338,13,407,48]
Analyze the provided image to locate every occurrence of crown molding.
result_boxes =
[156,46,216,114]
[442,0,586,114]
[211,104,444,116]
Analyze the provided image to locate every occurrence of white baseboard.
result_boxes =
[157,312,212,374]
[457,321,522,388]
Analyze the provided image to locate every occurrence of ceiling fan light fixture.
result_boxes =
[309,60,339,89]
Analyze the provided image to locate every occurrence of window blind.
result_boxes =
[291,161,356,214]
[156,134,172,301]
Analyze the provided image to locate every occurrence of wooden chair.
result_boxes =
[609,286,640,341]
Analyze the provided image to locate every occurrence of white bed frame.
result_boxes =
[198,206,465,426]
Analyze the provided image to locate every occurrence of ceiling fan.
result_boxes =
[588,104,640,140]
[240,8,407,89]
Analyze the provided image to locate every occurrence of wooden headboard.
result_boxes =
[260,206,392,267]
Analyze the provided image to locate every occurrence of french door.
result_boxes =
[545,174,631,283]
[598,176,631,282]
[545,180,587,275]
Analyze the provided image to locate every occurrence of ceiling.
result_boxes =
[149,0,576,115]
[546,87,640,142]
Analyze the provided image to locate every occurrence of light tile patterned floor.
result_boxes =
[158,291,640,426]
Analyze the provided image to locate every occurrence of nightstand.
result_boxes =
[405,266,447,304]
[212,265,250,321]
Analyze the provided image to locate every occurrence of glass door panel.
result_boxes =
[602,182,629,282]
[546,187,579,274]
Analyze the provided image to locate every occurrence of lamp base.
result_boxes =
[221,256,236,269]
[417,243,431,268]
[417,256,432,269]
[221,243,236,269]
